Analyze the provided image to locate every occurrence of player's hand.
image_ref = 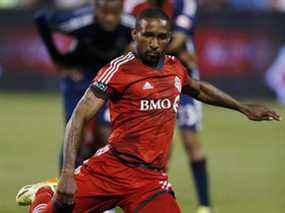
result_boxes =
[56,170,76,205]
[242,104,281,121]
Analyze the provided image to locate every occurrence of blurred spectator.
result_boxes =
[271,0,285,12]
[198,0,230,12]
[0,0,18,8]
[198,0,285,12]
[229,0,271,11]
[0,0,40,9]
[0,0,91,9]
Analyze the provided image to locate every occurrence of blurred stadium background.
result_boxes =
[0,0,285,212]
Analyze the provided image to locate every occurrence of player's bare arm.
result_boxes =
[183,78,281,122]
[57,88,105,204]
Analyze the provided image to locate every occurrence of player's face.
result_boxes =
[132,18,171,66]
[95,0,123,31]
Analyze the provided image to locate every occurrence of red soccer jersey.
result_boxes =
[93,52,190,169]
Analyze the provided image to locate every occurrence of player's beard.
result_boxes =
[134,44,164,68]
[142,51,164,68]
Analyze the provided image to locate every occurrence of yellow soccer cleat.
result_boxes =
[16,178,58,206]
[196,206,212,213]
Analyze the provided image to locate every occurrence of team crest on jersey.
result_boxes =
[174,76,182,92]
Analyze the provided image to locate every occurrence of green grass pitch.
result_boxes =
[0,92,284,213]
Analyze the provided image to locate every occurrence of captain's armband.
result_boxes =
[90,81,109,99]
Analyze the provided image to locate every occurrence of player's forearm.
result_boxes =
[62,111,84,173]
[61,88,105,173]
[196,81,249,114]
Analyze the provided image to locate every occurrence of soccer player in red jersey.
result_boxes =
[124,1,212,212]
[16,8,280,213]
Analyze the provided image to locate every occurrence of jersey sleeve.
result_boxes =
[91,53,135,99]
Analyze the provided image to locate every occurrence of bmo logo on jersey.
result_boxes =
[140,76,181,112]
[140,96,180,112]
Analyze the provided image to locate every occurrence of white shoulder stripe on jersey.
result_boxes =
[101,53,134,83]
[103,53,134,84]
[97,54,128,82]
[99,52,134,84]
[104,54,135,84]
[99,54,131,83]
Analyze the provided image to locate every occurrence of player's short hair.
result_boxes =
[135,8,172,30]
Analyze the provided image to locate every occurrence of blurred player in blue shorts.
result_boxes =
[125,0,211,212]
[35,0,134,170]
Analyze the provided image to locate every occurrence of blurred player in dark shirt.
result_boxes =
[35,0,134,170]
